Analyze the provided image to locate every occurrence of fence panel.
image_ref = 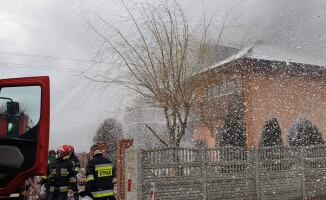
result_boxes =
[205,147,256,199]
[128,145,326,199]
[304,146,326,198]
[257,147,301,200]
[141,147,202,200]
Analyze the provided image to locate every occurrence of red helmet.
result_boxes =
[67,145,74,153]
[57,145,69,157]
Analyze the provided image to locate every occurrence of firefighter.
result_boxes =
[38,149,57,200]
[67,145,81,172]
[48,149,56,163]
[81,145,115,200]
[67,145,80,200]
[47,145,76,200]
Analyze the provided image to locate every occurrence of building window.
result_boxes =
[226,81,234,95]
[235,78,241,94]
[221,78,226,95]
[206,86,211,98]
[203,77,241,98]
[212,85,218,97]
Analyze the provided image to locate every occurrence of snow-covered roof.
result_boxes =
[212,42,326,68]
[246,43,326,67]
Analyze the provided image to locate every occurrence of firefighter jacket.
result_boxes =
[47,157,76,193]
[69,153,81,173]
[68,153,80,192]
[85,153,114,199]
[38,156,55,187]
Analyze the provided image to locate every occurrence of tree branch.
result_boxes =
[145,124,168,146]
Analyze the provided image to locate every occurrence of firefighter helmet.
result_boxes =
[67,145,74,153]
[57,145,69,156]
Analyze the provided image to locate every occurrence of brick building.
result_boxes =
[193,42,326,147]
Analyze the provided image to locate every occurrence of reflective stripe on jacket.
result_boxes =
[49,186,69,192]
[92,189,114,198]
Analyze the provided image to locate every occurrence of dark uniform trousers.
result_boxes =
[85,153,115,200]
[49,192,68,200]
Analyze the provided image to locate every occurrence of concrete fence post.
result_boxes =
[254,147,261,200]
[200,148,207,200]
[116,139,134,200]
[137,150,143,200]
[150,182,156,200]
[300,148,306,198]
[126,173,131,200]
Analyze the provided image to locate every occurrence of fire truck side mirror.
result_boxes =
[7,101,19,116]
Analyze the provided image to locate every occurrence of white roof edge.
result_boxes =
[209,45,253,70]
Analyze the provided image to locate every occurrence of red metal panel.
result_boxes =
[19,119,24,135]
[0,119,7,136]
[0,76,50,196]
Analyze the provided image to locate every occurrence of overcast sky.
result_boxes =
[1,0,326,152]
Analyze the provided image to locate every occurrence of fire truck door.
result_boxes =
[0,76,50,196]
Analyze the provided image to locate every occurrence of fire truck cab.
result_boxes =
[0,76,50,197]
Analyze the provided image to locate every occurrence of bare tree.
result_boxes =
[84,1,238,147]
